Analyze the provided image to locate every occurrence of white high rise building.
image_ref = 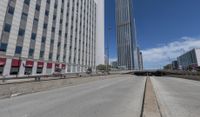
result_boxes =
[177,48,200,70]
[0,0,104,76]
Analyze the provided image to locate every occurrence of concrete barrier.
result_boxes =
[0,74,119,99]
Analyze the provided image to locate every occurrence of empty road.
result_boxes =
[0,75,146,117]
[152,77,200,117]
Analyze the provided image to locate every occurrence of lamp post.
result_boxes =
[106,27,111,73]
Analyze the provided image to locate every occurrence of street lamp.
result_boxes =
[106,27,112,73]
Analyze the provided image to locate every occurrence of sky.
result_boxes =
[105,0,200,69]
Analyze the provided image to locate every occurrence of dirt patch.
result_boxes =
[142,77,161,117]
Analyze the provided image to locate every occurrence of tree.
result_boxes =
[96,64,111,73]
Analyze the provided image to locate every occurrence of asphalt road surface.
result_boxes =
[0,75,146,117]
[152,77,200,117]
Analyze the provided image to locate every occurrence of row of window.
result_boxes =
[0,0,96,66]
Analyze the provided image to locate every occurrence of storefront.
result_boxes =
[24,60,34,75]
[55,63,61,73]
[61,64,66,73]
[47,62,52,74]
[10,59,21,75]
[37,61,44,74]
[0,58,6,75]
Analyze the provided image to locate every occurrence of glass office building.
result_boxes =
[177,48,200,70]
[115,0,139,70]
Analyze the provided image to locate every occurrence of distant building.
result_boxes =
[163,64,172,70]
[115,0,139,70]
[111,61,118,68]
[0,0,104,76]
[172,60,178,70]
[104,55,108,65]
[177,48,200,70]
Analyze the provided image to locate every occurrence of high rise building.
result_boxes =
[115,0,139,70]
[0,0,104,76]
[177,48,200,70]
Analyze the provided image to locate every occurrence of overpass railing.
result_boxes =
[0,72,101,84]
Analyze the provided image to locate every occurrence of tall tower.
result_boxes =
[115,0,139,70]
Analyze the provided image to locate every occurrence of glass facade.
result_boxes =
[115,0,139,70]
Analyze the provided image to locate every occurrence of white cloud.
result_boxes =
[142,37,200,69]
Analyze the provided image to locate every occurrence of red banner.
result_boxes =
[0,58,6,66]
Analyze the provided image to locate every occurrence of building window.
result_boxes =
[29,49,34,57]
[49,53,52,60]
[10,67,20,75]
[33,21,38,27]
[47,0,50,4]
[59,30,62,35]
[51,39,54,44]
[57,55,60,60]
[43,23,47,29]
[4,23,11,32]
[37,67,43,74]
[57,42,60,47]
[24,0,30,6]
[45,10,49,16]
[34,18,38,23]
[36,4,40,11]
[40,51,44,58]
[18,28,25,36]
[0,43,8,52]
[53,15,56,20]
[52,27,55,32]
[42,37,46,43]
[21,12,28,20]
[54,4,57,9]
[15,46,22,54]
[31,33,36,40]
[8,6,15,15]
[0,66,4,75]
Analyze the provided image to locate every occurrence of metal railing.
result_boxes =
[0,70,133,84]
[0,73,93,83]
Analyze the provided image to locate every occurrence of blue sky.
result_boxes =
[105,0,200,69]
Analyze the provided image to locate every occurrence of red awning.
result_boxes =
[12,59,21,67]
[62,64,66,69]
[47,63,52,68]
[25,60,34,67]
[55,63,60,68]
[37,62,44,68]
[0,58,6,66]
